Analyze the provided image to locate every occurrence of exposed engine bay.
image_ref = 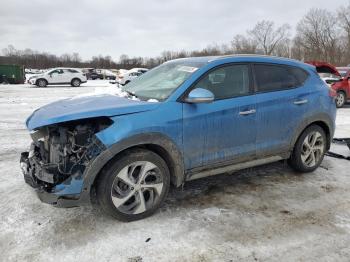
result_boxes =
[20,118,110,192]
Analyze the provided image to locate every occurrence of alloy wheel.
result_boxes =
[72,79,80,87]
[336,92,345,107]
[301,131,325,168]
[38,80,46,87]
[111,161,164,215]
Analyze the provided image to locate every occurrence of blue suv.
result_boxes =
[20,55,336,221]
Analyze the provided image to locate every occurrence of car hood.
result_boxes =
[305,61,341,77]
[26,94,159,130]
[30,74,43,79]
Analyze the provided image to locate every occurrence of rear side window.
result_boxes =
[67,69,79,73]
[288,67,308,85]
[254,64,308,92]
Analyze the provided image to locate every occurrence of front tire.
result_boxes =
[71,78,81,87]
[36,79,47,87]
[96,149,170,221]
[288,125,326,172]
[336,91,346,108]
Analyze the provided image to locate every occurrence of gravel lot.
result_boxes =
[1,81,350,262]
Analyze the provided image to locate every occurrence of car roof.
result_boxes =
[50,67,82,70]
[171,54,314,71]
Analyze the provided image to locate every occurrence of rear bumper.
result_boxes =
[20,151,89,208]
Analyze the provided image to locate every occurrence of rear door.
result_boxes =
[253,63,310,157]
[182,64,257,169]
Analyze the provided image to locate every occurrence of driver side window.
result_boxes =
[50,69,63,75]
[194,64,250,100]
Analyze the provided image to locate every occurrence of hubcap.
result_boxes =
[301,131,324,167]
[111,161,163,215]
[73,80,79,86]
[336,93,344,106]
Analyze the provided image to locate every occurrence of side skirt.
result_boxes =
[186,156,283,181]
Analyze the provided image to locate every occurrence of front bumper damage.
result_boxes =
[20,150,84,207]
[20,120,109,207]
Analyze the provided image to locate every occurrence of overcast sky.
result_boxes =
[0,0,348,60]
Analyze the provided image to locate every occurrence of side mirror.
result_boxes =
[185,88,214,103]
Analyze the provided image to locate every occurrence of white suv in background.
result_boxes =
[29,68,87,87]
[118,68,148,85]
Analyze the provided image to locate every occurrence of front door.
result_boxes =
[182,64,257,170]
[49,69,64,84]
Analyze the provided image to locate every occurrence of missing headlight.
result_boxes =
[26,117,111,187]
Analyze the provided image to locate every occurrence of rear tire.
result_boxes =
[288,125,326,172]
[71,78,81,87]
[96,149,170,221]
[36,79,47,87]
[336,91,346,108]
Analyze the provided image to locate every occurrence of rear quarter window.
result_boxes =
[288,67,309,86]
[67,69,79,73]
[254,64,309,93]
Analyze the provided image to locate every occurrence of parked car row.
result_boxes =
[23,66,149,87]
[117,68,148,85]
[83,68,118,80]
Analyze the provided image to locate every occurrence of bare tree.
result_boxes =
[249,20,291,55]
[338,3,350,63]
[231,34,258,54]
[295,8,340,64]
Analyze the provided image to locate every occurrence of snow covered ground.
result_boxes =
[0,81,350,261]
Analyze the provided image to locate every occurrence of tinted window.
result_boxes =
[255,64,308,92]
[67,69,79,73]
[288,67,308,85]
[50,69,63,74]
[194,64,250,100]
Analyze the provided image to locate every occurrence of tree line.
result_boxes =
[1,4,350,69]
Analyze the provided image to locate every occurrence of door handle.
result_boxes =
[293,99,308,105]
[239,109,256,115]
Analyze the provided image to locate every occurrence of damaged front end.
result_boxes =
[20,118,111,207]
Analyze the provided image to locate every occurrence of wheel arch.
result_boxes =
[81,133,184,203]
[71,77,81,83]
[290,115,333,152]
[336,88,347,95]
[35,78,48,85]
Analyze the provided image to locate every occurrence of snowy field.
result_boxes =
[1,80,350,262]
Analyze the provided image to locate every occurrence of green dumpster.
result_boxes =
[0,64,25,84]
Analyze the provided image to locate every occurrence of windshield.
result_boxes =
[122,60,208,101]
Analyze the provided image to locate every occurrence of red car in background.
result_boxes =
[332,67,350,107]
[306,61,349,108]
